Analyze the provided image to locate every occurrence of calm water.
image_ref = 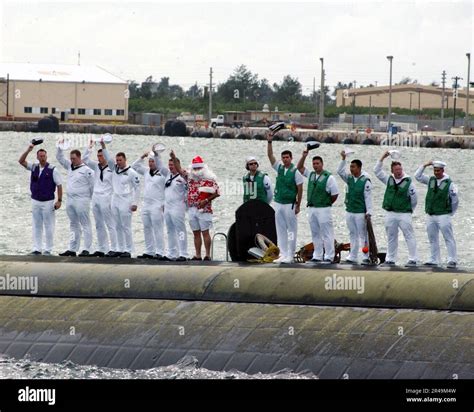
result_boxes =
[0,131,473,379]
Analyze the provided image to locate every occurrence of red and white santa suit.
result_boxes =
[185,156,220,232]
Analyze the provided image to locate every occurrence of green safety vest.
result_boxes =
[345,175,368,213]
[382,176,413,213]
[307,170,332,208]
[425,176,452,215]
[242,171,269,203]
[274,163,297,204]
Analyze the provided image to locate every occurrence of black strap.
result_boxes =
[165,173,180,188]
[99,164,108,182]
[149,168,161,177]
[115,165,130,175]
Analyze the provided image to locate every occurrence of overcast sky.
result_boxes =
[1,0,472,93]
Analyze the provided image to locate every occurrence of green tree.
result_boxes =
[186,82,203,98]
[273,75,302,103]
[216,65,259,102]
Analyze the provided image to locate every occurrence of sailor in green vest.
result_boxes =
[415,160,458,268]
[337,150,373,264]
[374,150,418,266]
[267,131,304,264]
[297,148,339,263]
[242,156,273,204]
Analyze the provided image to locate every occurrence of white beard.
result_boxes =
[189,165,217,181]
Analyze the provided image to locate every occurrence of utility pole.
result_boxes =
[352,80,357,129]
[319,58,324,129]
[465,53,471,134]
[6,73,9,118]
[313,76,317,119]
[452,76,462,127]
[387,56,393,132]
[441,70,446,130]
[208,67,213,123]
[408,92,415,111]
[368,95,372,129]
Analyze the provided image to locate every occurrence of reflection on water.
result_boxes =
[1,132,473,267]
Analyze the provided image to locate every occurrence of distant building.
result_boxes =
[0,62,129,122]
[335,84,474,115]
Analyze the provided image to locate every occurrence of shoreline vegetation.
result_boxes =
[128,65,466,118]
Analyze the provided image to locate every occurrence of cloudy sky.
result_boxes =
[0,0,472,93]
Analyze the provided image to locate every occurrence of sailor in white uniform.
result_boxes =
[415,160,459,268]
[19,143,63,255]
[337,152,373,264]
[267,132,304,264]
[374,151,418,266]
[132,149,168,259]
[102,143,141,258]
[83,141,117,257]
[161,154,189,261]
[56,146,95,257]
[297,149,339,263]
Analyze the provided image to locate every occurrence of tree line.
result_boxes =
[127,65,460,118]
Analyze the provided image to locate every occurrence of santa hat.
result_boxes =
[192,156,204,168]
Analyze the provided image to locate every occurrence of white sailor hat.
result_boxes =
[245,156,259,168]
[433,161,447,168]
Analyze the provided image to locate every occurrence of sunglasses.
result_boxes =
[247,162,258,166]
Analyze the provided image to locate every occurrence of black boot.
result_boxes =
[59,250,76,257]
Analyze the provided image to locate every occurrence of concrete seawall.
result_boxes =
[1,120,473,148]
[0,256,472,378]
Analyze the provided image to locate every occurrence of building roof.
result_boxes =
[342,83,472,98]
[0,62,127,84]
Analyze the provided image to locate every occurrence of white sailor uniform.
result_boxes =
[103,149,141,254]
[83,147,118,253]
[56,148,95,252]
[132,155,167,256]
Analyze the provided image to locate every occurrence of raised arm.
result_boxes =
[296,148,308,175]
[373,151,390,185]
[82,142,98,170]
[131,152,148,175]
[337,152,349,183]
[18,143,34,169]
[56,146,71,170]
[266,132,276,166]
[153,152,170,177]
[170,150,186,178]
[101,143,115,171]
[414,161,432,185]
